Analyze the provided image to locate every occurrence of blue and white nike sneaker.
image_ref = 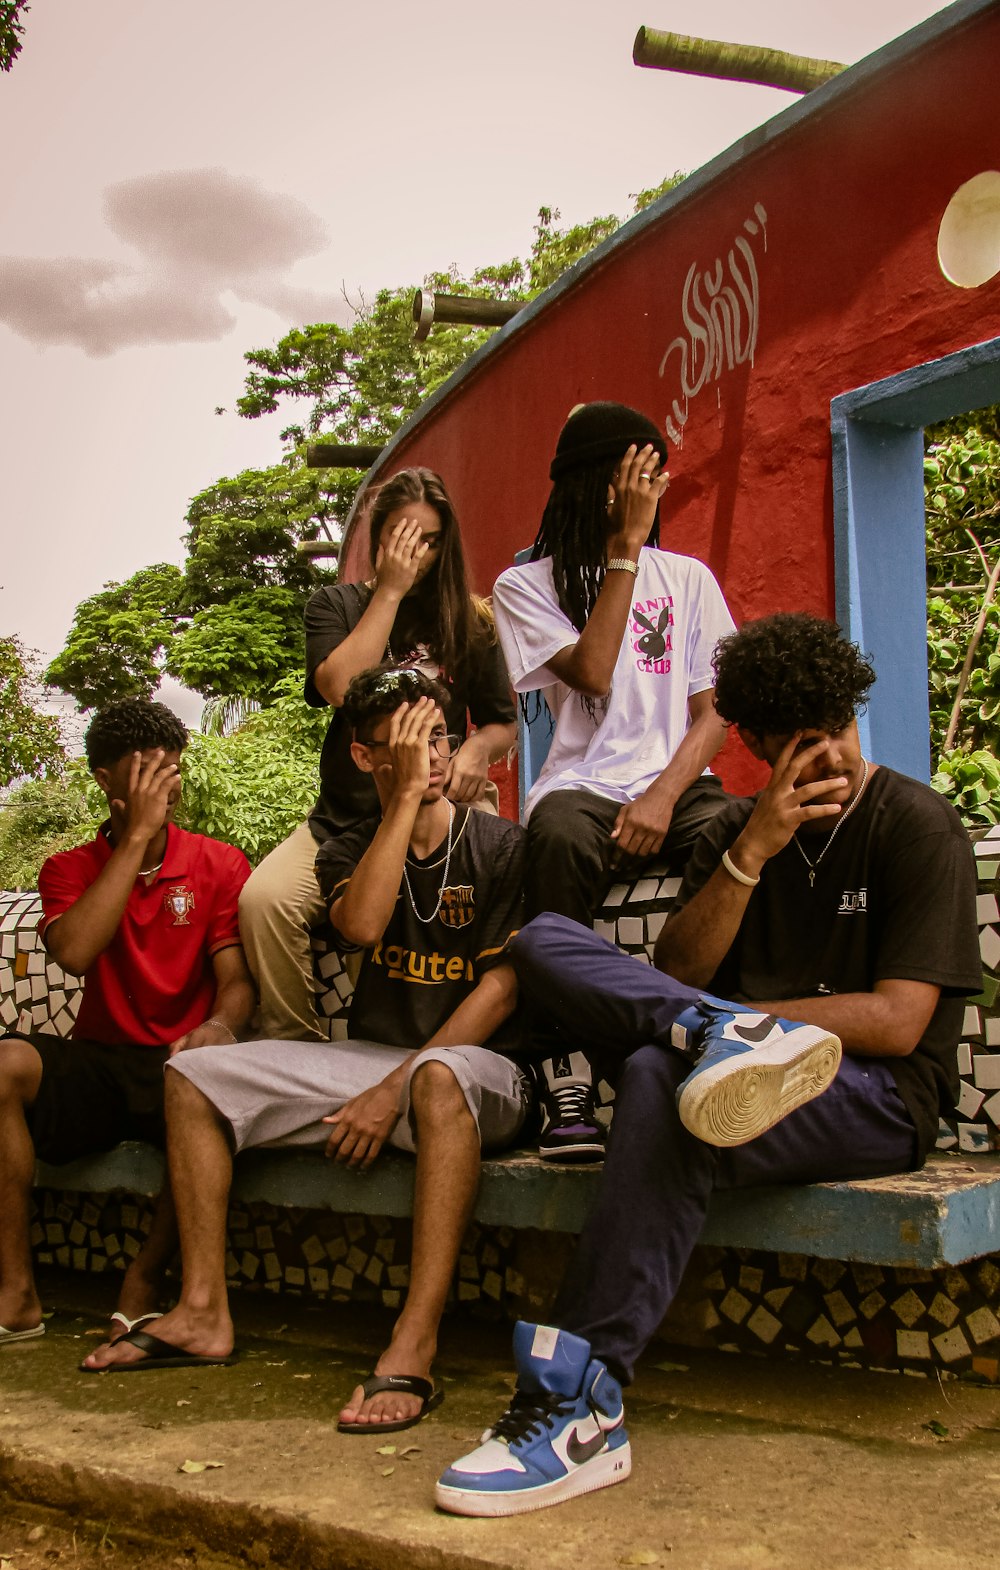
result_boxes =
[435,1322,630,1516]
[672,998,842,1148]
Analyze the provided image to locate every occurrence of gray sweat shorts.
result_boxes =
[166,1038,531,1156]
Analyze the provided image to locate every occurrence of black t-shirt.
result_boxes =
[315,806,525,1053]
[672,767,982,1162]
[303,582,516,842]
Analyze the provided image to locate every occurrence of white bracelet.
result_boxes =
[206,1016,238,1043]
[721,849,760,887]
[606,557,639,577]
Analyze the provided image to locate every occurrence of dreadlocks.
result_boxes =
[531,461,662,633]
[531,401,666,631]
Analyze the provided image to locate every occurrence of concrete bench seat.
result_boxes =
[36,1143,1000,1272]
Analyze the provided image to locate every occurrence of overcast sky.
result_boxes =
[1,0,952,725]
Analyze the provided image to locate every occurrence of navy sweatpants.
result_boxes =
[509,913,918,1385]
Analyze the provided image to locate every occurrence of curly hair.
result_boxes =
[341,662,452,743]
[362,468,491,679]
[712,614,876,737]
[85,698,189,771]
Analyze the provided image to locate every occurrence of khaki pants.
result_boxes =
[238,821,330,1041]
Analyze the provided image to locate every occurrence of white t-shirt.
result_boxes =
[493,547,736,820]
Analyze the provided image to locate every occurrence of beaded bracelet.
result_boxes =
[606,557,639,576]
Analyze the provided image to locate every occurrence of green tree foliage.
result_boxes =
[45,564,184,709]
[172,675,329,862]
[180,462,331,606]
[167,588,305,701]
[164,458,339,700]
[0,0,28,72]
[925,408,1000,823]
[0,637,64,788]
[0,767,102,891]
[47,460,340,709]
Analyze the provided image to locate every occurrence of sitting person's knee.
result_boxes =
[239,853,313,932]
[164,1061,217,1118]
[0,1034,43,1099]
[512,910,578,955]
[409,1057,472,1124]
[526,802,581,856]
[238,863,277,924]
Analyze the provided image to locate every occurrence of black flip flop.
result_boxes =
[337,1373,444,1434]
[80,1327,238,1373]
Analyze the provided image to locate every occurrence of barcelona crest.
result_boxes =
[165,885,195,926]
[438,885,474,929]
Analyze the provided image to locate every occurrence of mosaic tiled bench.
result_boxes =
[7,825,1000,1383]
[31,1140,1000,1271]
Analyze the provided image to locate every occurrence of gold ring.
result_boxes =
[640,472,652,480]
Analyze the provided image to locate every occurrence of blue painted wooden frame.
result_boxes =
[831,335,1000,781]
[512,547,555,808]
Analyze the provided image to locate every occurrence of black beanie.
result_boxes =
[549,401,666,481]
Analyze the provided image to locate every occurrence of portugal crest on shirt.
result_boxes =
[165,885,195,926]
[438,885,475,929]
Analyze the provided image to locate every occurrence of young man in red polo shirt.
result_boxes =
[0,699,255,1347]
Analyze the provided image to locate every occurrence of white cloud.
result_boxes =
[0,168,351,355]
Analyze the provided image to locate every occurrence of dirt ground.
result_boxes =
[3,1269,1000,1570]
[0,1508,241,1570]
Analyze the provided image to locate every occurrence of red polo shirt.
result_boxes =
[38,824,251,1047]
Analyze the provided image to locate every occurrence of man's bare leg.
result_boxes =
[82,1070,235,1368]
[108,1185,178,1336]
[0,1038,44,1333]
[339,1059,480,1427]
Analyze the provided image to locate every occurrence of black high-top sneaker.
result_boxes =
[535,1052,606,1162]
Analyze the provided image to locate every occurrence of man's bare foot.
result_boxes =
[80,1303,233,1371]
[0,1285,43,1338]
[338,1330,437,1429]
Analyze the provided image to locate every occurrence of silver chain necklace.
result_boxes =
[793,758,870,888]
[402,800,455,924]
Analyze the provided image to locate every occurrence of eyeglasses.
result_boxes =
[360,733,463,759]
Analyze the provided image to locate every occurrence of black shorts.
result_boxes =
[8,1032,169,1164]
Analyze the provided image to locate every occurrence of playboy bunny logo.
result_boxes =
[631,597,674,674]
[632,603,672,659]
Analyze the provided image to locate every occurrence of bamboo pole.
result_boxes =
[297,540,340,558]
[633,28,844,94]
[412,291,521,342]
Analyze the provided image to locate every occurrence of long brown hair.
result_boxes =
[365,467,489,679]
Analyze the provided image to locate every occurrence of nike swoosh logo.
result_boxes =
[566,1422,617,1465]
[732,1015,779,1044]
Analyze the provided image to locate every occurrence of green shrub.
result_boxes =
[0,673,329,889]
[0,765,103,890]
